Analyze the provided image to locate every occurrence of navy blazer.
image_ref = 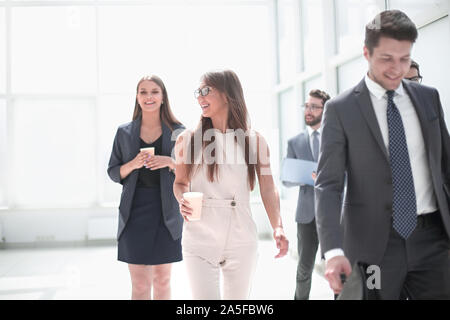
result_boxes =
[107,117,185,241]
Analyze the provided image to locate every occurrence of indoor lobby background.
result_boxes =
[0,0,449,299]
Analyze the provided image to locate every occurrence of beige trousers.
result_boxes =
[184,245,258,300]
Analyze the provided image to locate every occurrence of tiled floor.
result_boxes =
[0,240,333,300]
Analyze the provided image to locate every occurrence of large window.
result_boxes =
[0,99,6,207]
[11,7,97,95]
[277,0,300,82]
[389,0,449,26]
[1,1,272,211]
[0,8,5,94]
[278,87,298,200]
[337,56,367,93]
[10,98,97,208]
[412,16,450,124]
[334,0,384,55]
[303,75,324,98]
[278,88,298,158]
[301,0,324,71]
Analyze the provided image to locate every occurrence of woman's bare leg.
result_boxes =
[152,264,172,300]
[128,264,152,300]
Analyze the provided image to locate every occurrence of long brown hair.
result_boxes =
[187,70,256,190]
[132,75,181,130]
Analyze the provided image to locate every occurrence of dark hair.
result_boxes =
[132,75,181,130]
[365,10,418,54]
[410,59,421,75]
[186,70,256,190]
[309,89,330,106]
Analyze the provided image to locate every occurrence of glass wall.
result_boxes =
[389,0,449,26]
[303,75,325,98]
[334,0,384,55]
[278,87,299,200]
[337,56,367,93]
[11,7,97,95]
[301,0,324,71]
[10,98,97,208]
[0,8,5,94]
[277,0,300,82]
[278,88,297,159]
[412,16,450,124]
[1,1,272,211]
[0,99,6,207]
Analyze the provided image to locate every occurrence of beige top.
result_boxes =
[182,130,258,264]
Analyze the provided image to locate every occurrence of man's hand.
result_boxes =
[325,255,352,294]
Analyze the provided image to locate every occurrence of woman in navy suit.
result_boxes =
[108,75,185,300]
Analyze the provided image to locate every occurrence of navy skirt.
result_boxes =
[118,187,182,265]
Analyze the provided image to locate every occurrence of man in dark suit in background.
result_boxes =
[405,59,422,83]
[315,10,450,299]
[282,89,330,300]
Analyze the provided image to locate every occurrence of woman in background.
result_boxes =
[108,75,184,299]
[173,69,289,299]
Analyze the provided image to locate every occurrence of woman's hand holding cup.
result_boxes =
[179,197,193,222]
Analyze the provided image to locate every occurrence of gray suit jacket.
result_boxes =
[107,117,185,241]
[315,78,450,266]
[282,130,316,224]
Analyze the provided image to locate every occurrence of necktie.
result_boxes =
[312,130,319,162]
[386,90,417,239]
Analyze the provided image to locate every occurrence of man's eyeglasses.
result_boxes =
[194,86,212,99]
[405,76,423,83]
[301,103,323,111]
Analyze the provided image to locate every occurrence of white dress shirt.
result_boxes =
[364,74,437,214]
[324,75,438,262]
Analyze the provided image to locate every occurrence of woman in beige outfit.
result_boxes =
[173,70,289,299]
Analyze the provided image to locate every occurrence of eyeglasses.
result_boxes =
[405,76,422,83]
[301,103,323,111]
[194,86,212,99]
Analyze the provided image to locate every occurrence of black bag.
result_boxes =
[336,261,380,300]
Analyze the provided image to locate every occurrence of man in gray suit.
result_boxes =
[315,10,450,299]
[283,89,331,300]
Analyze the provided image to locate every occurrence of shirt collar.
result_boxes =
[364,73,404,100]
[307,125,321,137]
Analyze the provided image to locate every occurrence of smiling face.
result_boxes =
[136,80,163,114]
[196,81,228,119]
[364,36,412,91]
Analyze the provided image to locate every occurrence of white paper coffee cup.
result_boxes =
[140,147,155,156]
[183,192,203,221]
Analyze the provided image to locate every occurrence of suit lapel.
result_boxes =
[301,129,315,161]
[354,79,390,163]
[402,80,434,157]
[161,120,172,156]
[130,117,141,157]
